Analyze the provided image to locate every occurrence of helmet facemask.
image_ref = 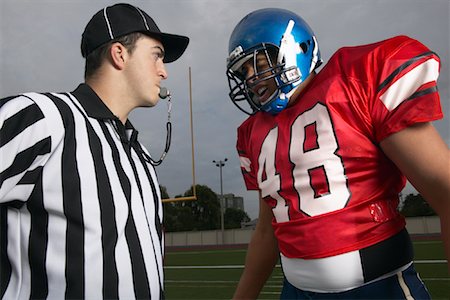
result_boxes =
[227,44,301,115]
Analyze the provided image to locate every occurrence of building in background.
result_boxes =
[223,193,244,211]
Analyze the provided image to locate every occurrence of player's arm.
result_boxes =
[380,122,450,272]
[233,191,279,300]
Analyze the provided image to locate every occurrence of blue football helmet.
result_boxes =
[226,8,322,115]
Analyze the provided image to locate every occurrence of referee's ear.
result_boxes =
[109,42,127,71]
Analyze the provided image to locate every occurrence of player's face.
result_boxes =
[125,36,168,107]
[238,52,278,106]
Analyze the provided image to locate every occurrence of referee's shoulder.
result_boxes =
[0,93,40,112]
[1,91,70,110]
[0,92,67,136]
[1,94,23,107]
[1,92,46,104]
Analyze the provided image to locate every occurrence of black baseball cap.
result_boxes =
[81,3,189,63]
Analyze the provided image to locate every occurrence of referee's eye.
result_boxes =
[151,46,165,62]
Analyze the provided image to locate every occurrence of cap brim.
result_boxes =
[158,33,189,63]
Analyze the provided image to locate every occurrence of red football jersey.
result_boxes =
[237,35,443,259]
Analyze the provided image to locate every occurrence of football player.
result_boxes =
[226,8,449,299]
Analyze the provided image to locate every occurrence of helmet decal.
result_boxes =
[278,20,302,85]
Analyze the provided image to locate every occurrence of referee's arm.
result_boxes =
[0,95,52,203]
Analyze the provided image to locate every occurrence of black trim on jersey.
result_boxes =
[27,172,49,299]
[0,103,44,147]
[377,51,436,93]
[359,228,413,283]
[406,86,438,101]
[46,93,85,299]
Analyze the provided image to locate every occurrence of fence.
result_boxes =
[165,216,441,248]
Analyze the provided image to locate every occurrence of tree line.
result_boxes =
[399,193,436,217]
[161,185,435,233]
[161,184,250,232]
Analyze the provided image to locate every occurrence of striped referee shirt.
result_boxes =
[0,84,164,299]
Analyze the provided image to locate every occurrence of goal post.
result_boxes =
[162,67,197,203]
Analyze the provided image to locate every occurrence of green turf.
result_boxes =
[164,240,449,300]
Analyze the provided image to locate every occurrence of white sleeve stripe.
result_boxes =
[239,156,251,172]
[380,58,439,111]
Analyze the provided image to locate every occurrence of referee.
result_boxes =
[0,3,188,299]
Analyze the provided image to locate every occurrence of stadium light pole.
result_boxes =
[212,158,227,244]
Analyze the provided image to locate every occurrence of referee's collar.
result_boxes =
[71,83,135,129]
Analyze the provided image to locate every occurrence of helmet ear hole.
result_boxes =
[299,42,309,53]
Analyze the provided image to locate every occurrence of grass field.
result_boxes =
[164,239,449,299]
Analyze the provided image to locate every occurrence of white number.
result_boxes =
[257,103,350,221]
[257,127,290,222]
[291,104,350,216]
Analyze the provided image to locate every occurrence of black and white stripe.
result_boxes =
[0,84,164,299]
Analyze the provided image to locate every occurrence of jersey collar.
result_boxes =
[71,83,135,130]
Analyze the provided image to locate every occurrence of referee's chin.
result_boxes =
[139,98,160,108]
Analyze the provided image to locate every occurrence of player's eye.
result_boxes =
[236,60,254,80]
[235,67,248,79]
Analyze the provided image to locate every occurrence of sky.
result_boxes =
[1,0,449,220]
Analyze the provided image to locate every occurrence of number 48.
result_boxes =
[257,103,350,222]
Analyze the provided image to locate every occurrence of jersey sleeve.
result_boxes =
[0,95,53,205]
[236,121,259,190]
[369,36,443,142]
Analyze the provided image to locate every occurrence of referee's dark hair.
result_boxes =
[84,32,143,79]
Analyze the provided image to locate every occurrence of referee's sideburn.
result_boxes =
[0,3,189,299]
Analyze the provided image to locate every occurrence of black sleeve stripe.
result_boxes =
[377,51,437,93]
[18,167,43,185]
[0,137,51,189]
[406,86,438,101]
[0,103,45,148]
